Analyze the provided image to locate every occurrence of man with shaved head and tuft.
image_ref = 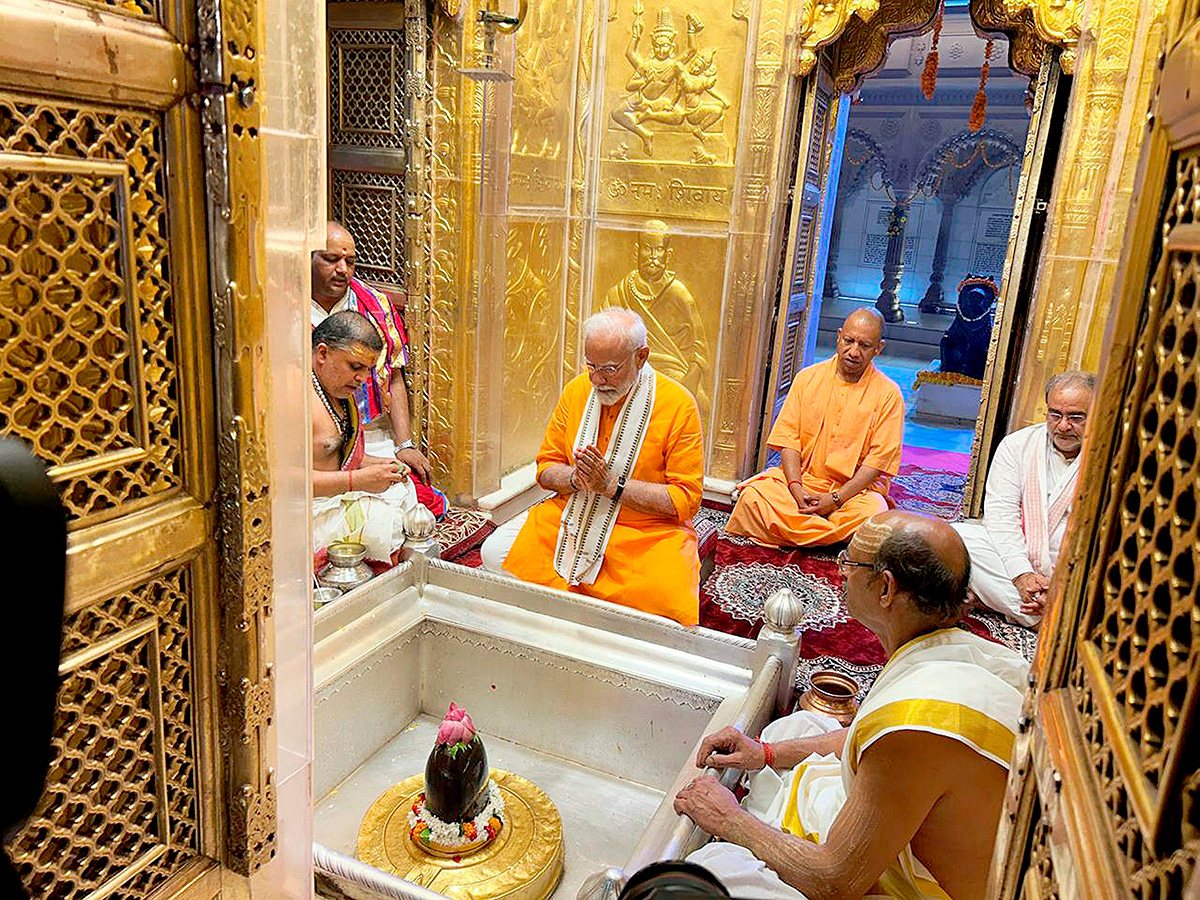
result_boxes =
[312,220,446,518]
[728,308,905,547]
[676,510,1028,900]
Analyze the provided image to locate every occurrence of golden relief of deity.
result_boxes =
[599,220,712,414]
[609,5,731,165]
[511,0,574,158]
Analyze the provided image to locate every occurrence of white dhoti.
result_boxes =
[952,519,1039,627]
[690,628,1028,900]
[312,478,418,563]
[688,711,844,900]
[480,511,529,574]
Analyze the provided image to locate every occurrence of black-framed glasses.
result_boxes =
[836,550,875,574]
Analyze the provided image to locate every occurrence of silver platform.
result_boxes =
[313,554,800,900]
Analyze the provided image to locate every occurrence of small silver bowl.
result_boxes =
[326,541,368,567]
[314,587,341,609]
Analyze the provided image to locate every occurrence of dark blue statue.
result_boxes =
[940,275,996,380]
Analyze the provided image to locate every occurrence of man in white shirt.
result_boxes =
[953,372,1096,627]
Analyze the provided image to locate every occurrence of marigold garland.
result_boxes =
[968,39,994,132]
[921,5,944,101]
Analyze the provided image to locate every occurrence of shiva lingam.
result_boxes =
[797,671,860,726]
[358,704,564,900]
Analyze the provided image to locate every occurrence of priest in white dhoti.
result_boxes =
[480,307,704,625]
[673,511,1028,900]
[952,371,1095,627]
[311,311,419,564]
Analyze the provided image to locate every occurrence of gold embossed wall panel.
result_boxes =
[598,2,748,222]
[509,0,579,210]
[0,97,185,528]
[503,217,566,473]
[6,561,206,900]
[592,223,724,423]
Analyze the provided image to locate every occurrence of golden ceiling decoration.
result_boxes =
[971,0,1046,78]
[795,0,881,76]
[1003,0,1082,72]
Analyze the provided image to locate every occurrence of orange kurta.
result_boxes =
[728,357,904,547]
[504,371,704,625]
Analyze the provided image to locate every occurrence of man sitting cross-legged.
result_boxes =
[953,370,1096,627]
[480,307,705,625]
[312,311,418,563]
[674,510,1028,900]
[727,308,904,547]
[312,220,446,518]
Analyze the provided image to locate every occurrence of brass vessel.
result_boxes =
[798,671,859,726]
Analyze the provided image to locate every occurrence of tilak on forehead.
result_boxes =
[850,517,893,558]
[344,343,379,367]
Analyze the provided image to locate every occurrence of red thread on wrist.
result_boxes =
[761,740,775,768]
[348,469,353,491]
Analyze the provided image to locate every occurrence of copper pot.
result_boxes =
[798,670,859,726]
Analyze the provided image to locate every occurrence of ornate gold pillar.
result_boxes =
[1006,0,1168,427]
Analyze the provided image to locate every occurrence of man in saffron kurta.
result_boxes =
[728,309,903,547]
[484,308,704,625]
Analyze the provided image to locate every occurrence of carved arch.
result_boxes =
[914,128,1024,199]
[800,0,1065,93]
[838,128,891,203]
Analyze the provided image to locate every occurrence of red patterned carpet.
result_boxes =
[694,504,1037,701]
[439,467,1036,702]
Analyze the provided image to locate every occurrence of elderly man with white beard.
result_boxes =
[480,307,705,625]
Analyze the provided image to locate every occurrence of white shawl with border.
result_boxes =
[553,365,656,585]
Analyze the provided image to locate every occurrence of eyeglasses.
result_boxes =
[585,358,630,377]
[836,549,875,574]
[1047,410,1087,426]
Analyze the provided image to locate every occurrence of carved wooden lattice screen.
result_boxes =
[988,7,1200,900]
[327,3,407,290]
[0,0,275,895]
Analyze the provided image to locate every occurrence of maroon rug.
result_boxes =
[694,505,1037,700]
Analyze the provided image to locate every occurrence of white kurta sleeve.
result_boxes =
[982,432,1035,581]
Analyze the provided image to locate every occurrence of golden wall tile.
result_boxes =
[590,222,727,425]
[502,217,567,473]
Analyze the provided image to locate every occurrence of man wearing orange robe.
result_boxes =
[727,308,904,547]
[480,307,704,625]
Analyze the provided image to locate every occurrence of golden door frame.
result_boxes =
[761,0,1070,513]
[394,0,1083,500]
[1,0,277,894]
[987,3,1200,895]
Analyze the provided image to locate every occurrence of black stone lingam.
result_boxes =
[424,704,490,822]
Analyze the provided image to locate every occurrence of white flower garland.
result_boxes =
[408,779,505,848]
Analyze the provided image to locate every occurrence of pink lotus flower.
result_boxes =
[436,702,476,746]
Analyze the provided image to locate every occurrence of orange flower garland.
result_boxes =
[921,5,944,101]
[969,39,994,132]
